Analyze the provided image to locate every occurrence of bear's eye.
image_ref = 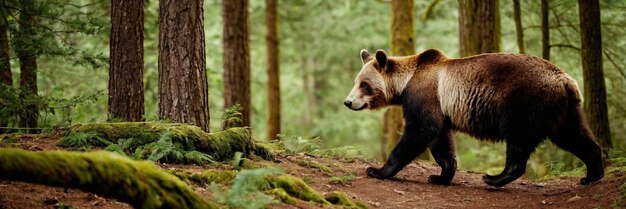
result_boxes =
[360,82,373,95]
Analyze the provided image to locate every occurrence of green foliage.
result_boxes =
[59,132,109,148]
[221,104,243,128]
[209,168,281,209]
[231,151,244,169]
[59,122,267,164]
[281,135,364,160]
[296,159,332,174]
[542,161,586,179]
[0,135,18,143]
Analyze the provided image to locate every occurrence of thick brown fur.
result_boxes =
[347,49,604,187]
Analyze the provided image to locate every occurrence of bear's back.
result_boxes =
[436,53,573,140]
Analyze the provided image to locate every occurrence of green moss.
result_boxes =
[268,188,298,205]
[325,191,368,209]
[0,148,217,209]
[59,122,275,163]
[268,175,330,204]
[329,173,357,185]
[0,136,19,143]
[296,160,332,174]
[191,170,238,185]
[172,170,238,186]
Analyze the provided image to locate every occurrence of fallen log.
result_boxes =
[0,148,217,209]
[58,122,274,162]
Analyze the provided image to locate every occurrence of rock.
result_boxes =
[567,195,582,203]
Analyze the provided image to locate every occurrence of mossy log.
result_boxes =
[0,148,216,209]
[172,169,366,208]
[59,122,274,161]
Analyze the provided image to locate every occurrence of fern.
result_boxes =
[221,104,244,127]
[59,132,110,147]
[209,168,282,209]
[183,151,214,164]
[104,143,125,155]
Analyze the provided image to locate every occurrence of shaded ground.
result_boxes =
[0,134,624,209]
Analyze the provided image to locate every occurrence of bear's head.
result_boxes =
[344,49,396,111]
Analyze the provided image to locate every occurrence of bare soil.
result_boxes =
[0,134,624,209]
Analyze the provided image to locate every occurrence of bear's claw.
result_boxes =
[366,167,387,179]
[579,174,602,185]
[428,175,451,185]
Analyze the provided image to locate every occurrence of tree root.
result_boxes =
[0,148,216,209]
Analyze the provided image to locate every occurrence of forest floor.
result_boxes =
[0,134,625,209]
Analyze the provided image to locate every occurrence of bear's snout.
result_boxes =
[344,100,352,108]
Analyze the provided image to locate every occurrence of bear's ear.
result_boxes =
[360,49,370,65]
[375,49,388,69]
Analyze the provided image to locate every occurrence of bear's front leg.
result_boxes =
[366,121,439,180]
[428,130,457,185]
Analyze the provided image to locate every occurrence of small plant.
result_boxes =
[221,104,243,128]
[296,160,333,174]
[59,132,109,148]
[231,151,244,168]
[281,135,321,153]
[329,173,357,185]
[209,168,282,209]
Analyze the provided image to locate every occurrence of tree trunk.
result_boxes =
[541,0,550,60]
[0,11,12,132]
[513,0,525,54]
[158,0,210,132]
[266,0,280,140]
[222,0,251,130]
[387,0,431,160]
[109,0,144,122]
[458,0,500,57]
[578,0,612,155]
[16,0,38,133]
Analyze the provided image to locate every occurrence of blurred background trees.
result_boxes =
[0,0,624,178]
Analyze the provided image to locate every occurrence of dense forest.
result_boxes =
[0,0,625,208]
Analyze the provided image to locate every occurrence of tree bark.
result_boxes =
[513,0,525,54]
[578,0,612,154]
[266,0,280,140]
[0,11,12,132]
[0,148,217,209]
[222,0,251,130]
[109,0,144,122]
[16,0,38,133]
[458,0,500,57]
[541,0,550,60]
[387,0,431,160]
[158,0,210,132]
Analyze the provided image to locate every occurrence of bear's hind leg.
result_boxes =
[428,130,457,185]
[483,140,539,187]
[549,107,604,185]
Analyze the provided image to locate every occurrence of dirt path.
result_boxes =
[0,135,624,209]
[284,155,624,209]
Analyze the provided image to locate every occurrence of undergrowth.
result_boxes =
[279,135,364,160]
[209,168,281,209]
[57,122,272,164]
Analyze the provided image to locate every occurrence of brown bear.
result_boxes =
[343,49,604,187]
